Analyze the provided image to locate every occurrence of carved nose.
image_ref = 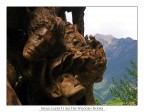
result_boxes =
[74,75,80,87]
[74,75,78,80]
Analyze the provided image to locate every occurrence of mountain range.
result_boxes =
[93,34,137,104]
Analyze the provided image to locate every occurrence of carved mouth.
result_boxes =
[27,48,34,52]
[69,86,86,101]
[25,48,34,56]
[74,82,80,87]
[27,46,37,54]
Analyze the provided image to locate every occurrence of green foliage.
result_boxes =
[95,98,102,105]
[109,61,137,105]
[106,97,123,105]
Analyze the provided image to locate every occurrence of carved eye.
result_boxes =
[33,34,43,40]
[36,34,43,40]
[33,27,48,40]
[73,40,79,45]
[36,27,48,36]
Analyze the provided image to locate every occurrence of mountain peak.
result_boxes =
[94,34,136,55]
[94,34,117,50]
[95,33,115,39]
[94,33,117,45]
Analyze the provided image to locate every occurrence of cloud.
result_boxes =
[84,7,137,39]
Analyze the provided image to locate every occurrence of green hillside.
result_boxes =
[93,34,137,104]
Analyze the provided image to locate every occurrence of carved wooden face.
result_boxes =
[57,74,85,99]
[23,27,55,61]
[64,22,86,50]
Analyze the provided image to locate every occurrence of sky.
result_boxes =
[66,7,137,40]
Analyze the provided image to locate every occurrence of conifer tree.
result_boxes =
[109,61,137,105]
